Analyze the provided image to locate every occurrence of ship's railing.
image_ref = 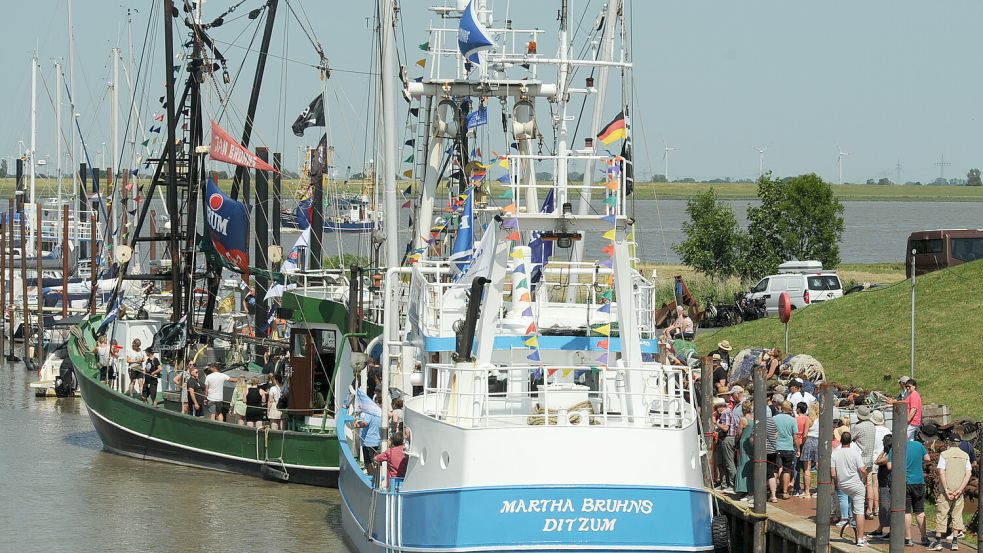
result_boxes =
[507,154,628,218]
[409,258,656,338]
[425,14,547,82]
[285,269,350,303]
[418,362,698,429]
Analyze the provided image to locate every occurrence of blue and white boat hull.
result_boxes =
[337,412,713,553]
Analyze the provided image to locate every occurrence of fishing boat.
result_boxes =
[65,0,377,486]
[282,192,380,234]
[328,1,725,551]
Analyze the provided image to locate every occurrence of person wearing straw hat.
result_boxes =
[710,340,732,369]
[710,354,728,392]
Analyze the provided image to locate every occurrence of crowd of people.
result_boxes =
[706,346,977,549]
[94,335,288,429]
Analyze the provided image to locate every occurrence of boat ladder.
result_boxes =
[256,426,290,482]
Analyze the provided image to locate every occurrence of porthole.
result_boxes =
[440,451,450,470]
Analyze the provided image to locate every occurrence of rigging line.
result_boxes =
[212,38,380,76]
[37,66,73,170]
[114,2,158,201]
[282,0,323,60]
[215,8,266,125]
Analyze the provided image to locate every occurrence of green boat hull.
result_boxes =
[67,315,341,487]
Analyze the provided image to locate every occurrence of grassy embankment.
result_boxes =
[694,259,983,421]
[11,177,983,202]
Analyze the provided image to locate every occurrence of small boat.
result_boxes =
[281,193,380,234]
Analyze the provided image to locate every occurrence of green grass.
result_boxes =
[695,259,983,420]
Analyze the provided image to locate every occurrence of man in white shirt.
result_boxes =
[929,444,972,550]
[831,432,868,547]
[787,379,816,408]
[204,364,240,422]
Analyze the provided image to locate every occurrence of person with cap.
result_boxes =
[887,432,931,547]
[787,379,816,408]
[888,375,911,404]
[710,340,733,369]
[871,432,894,541]
[851,406,878,520]
[928,436,972,551]
[723,385,744,411]
[831,431,869,546]
[141,348,162,407]
[713,396,738,491]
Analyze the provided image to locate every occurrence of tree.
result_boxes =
[0,159,7,178]
[877,178,892,185]
[741,173,845,280]
[967,168,982,186]
[673,188,746,281]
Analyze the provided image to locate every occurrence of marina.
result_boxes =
[1,0,981,552]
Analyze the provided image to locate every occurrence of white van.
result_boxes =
[746,261,844,315]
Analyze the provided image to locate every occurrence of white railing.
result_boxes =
[507,154,628,218]
[417,362,697,429]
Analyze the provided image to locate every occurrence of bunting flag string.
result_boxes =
[405,187,477,265]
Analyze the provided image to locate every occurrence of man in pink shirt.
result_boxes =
[906,379,923,440]
[374,432,408,480]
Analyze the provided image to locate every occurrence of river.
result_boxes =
[0,361,348,553]
[278,199,982,266]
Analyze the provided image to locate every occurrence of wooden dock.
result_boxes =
[716,491,979,553]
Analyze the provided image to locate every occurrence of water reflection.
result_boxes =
[0,360,348,553]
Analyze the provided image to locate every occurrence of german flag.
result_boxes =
[597,111,627,145]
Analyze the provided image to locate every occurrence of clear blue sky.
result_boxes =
[3,0,981,185]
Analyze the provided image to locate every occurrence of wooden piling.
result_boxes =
[89,213,97,315]
[752,364,767,553]
[890,402,908,553]
[700,356,714,485]
[815,383,834,552]
[61,205,69,319]
[35,202,44,364]
[0,217,5,360]
[7,201,16,361]
[19,206,30,359]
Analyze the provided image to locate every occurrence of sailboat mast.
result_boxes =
[30,53,37,209]
[379,0,398,265]
[111,48,120,199]
[67,0,79,243]
[56,61,63,205]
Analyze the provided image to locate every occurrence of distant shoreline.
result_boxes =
[5,177,982,203]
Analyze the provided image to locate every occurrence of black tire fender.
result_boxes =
[711,514,731,553]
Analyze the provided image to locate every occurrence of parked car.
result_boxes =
[746,260,844,315]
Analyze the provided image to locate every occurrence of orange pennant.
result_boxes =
[601,243,614,256]
[501,203,516,214]
[506,231,521,241]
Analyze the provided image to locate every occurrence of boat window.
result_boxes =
[751,278,769,293]
[909,238,943,254]
[807,275,842,290]
[951,238,983,262]
[292,333,307,357]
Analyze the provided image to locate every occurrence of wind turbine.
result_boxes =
[836,145,850,184]
[753,145,767,178]
[663,142,677,183]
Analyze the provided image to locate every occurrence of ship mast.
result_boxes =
[380,0,399,266]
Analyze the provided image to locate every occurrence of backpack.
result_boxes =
[277,385,289,410]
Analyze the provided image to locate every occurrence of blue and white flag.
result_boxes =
[452,222,495,289]
[294,199,313,231]
[458,0,494,63]
[349,388,382,417]
[529,188,556,283]
[466,107,488,129]
[97,296,122,335]
[449,190,474,273]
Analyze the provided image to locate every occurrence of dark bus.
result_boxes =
[906,229,983,276]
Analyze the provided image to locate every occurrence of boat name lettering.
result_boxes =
[542,517,617,532]
[499,498,653,520]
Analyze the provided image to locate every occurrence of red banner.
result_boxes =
[209,121,278,173]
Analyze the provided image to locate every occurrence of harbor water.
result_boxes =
[277,199,983,265]
[0,360,348,553]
